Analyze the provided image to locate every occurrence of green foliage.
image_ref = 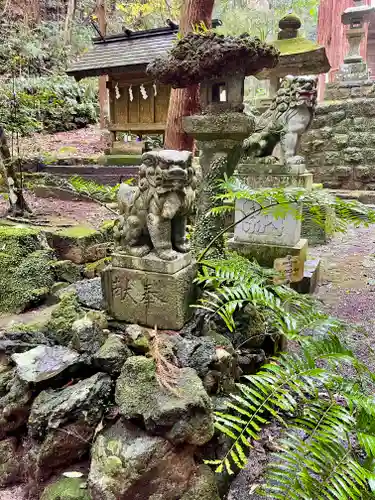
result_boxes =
[116,0,182,30]
[195,252,338,336]
[207,326,375,499]
[68,176,121,203]
[0,76,98,136]
[215,0,319,40]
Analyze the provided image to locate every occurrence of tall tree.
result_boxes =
[64,0,77,44]
[96,0,109,128]
[164,0,215,151]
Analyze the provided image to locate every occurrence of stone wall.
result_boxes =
[301,97,375,190]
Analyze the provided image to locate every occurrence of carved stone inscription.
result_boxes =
[102,263,197,330]
[234,198,302,247]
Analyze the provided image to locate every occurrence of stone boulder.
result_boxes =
[28,373,112,480]
[73,278,104,310]
[93,334,132,376]
[181,465,220,500]
[0,367,32,438]
[70,312,108,358]
[46,226,109,265]
[115,356,214,445]
[124,324,151,353]
[0,328,52,354]
[46,292,84,346]
[89,420,196,500]
[11,345,79,383]
[166,333,239,394]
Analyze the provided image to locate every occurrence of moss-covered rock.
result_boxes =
[89,420,197,500]
[115,356,214,445]
[93,334,132,376]
[70,312,108,356]
[84,257,111,279]
[181,465,220,500]
[46,226,108,264]
[46,292,84,345]
[0,437,21,487]
[41,476,91,500]
[0,368,32,438]
[51,260,82,283]
[0,226,55,313]
[124,324,151,353]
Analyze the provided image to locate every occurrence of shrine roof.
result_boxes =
[67,21,221,79]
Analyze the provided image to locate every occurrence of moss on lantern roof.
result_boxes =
[272,36,322,56]
[147,32,279,88]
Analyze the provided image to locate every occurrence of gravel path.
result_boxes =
[0,192,116,229]
[312,224,375,373]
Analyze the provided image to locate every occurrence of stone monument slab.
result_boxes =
[234,198,302,247]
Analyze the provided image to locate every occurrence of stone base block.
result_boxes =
[101,262,197,330]
[228,237,308,268]
[112,251,192,273]
[291,258,320,295]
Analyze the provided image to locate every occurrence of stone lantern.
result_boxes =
[338,0,374,80]
[255,14,330,111]
[148,31,279,256]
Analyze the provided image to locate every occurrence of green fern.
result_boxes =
[207,333,375,499]
[195,253,334,338]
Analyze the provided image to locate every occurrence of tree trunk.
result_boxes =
[96,0,109,129]
[64,0,77,45]
[164,0,215,151]
[0,127,31,216]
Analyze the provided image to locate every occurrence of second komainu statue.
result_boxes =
[114,150,197,261]
[243,75,318,168]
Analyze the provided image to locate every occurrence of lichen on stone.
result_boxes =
[147,32,279,88]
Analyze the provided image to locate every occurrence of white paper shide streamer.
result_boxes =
[140,84,148,100]
[153,83,157,96]
[115,83,121,100]
[128,85,133,102]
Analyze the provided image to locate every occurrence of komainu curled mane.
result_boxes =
[114,150,197,261]
[243,75,318,168]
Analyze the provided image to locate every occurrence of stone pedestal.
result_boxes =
[101,252,196,330]
[228,237,307,268]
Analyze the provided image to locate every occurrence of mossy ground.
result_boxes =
[54,226,99,239]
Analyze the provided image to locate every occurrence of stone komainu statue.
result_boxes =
[243,75,318,168]
[114,150,197,261]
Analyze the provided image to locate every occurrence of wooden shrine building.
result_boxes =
[67,25,179,142]
[67,21,219,145]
